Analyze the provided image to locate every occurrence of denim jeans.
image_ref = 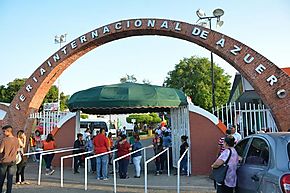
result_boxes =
[180,155,188,174]
[96,154,108,179]
[0,162,16,193]
[133,156,142,177]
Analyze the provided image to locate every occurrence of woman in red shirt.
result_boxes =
[42,134,56,175]
[117,134,131,179]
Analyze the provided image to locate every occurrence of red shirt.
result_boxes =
[117,141,131,160]
[93,134,110,154]
[42,140,56,151]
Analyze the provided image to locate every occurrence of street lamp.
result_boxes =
[54,34,67,115]
[196,8,224,113]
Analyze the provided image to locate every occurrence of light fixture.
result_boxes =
[216,20,224,28]
[196,9,206,18]
[195,8,225,111]
[213,8,224,17]
[198,21,208,27]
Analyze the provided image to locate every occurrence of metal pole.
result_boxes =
[253,104,257,133]
[249,103,253,133]
[144,148,147,166]
[234,102,237,128]
[187,150,190,176]
[245,103,248,136]
[230,102,233,125]
[226,103,229,125]
[167,148,170,176]
[221,105,224,123]
[177,160,180,193]
[263,105,267,129]
[61,157,64,187]
[85,158,88,190]
[38,154,43,185]
[113,161,117,193]
[209,19,215,111]
[144,161,148,193]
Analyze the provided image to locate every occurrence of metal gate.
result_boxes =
[213,102,278,137]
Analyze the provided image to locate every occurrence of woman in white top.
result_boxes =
[15,130,30,185]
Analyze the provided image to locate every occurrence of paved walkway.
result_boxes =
[9,138,215,193]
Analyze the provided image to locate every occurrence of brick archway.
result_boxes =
[4,18,290,132]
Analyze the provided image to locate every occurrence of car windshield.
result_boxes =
[287,143,290,161]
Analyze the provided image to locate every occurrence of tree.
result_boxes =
[0,78,70,111]
[120,74,137,83]
[164,56,231,111]
[80,114,89,119]
[126,113,162,131]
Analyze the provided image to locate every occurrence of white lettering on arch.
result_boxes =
[230,45,241,56]
[255,64,266,74]
[61,47,67,55]
[40,68,46,76]
[267,75,278,86]
[71,41,77,49]
[160,21,168,29]
[147,20,155,28]
[15,104,20,110]
[26,85,32,92]
[134,20,142,27]
[91,30,98,39]
[19,94,26,102]
[192,27,201,36]
[200,30,209,40]
[175,22,181,31]
[53,54,60,62]
[216,38,225,48]
[47,61,52,67]
[115,22,122,30]
[80,35,87,44]
[244,53,254,64]
[103,26,110,34]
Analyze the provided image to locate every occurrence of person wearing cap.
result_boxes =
[217,129,232,157]
[230,125,242,143]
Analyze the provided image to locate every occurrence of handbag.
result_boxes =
[16,151,23,164]
[209,148,232,184]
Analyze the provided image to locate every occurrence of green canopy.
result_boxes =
[67,82,188,114]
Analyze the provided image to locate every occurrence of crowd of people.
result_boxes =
[72,127,145,180]
[0,122,246,193]
[0,125,57,193]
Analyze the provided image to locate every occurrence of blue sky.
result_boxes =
[0,0,289,95]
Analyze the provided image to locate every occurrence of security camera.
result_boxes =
[277,89,286,99]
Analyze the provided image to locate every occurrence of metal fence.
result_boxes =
[29,111,69,135]
[213,102,278,137]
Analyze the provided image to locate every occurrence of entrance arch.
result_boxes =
[4,18,289,132]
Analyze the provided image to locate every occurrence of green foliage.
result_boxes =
[120,74,137,83]
[126,113,161,124]
[80,114,89,119]
[164,56,231,111]
[0,78,70,111]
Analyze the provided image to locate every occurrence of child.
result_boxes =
[153,137,163,175]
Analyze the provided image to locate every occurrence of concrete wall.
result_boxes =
[189,111,224,175]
